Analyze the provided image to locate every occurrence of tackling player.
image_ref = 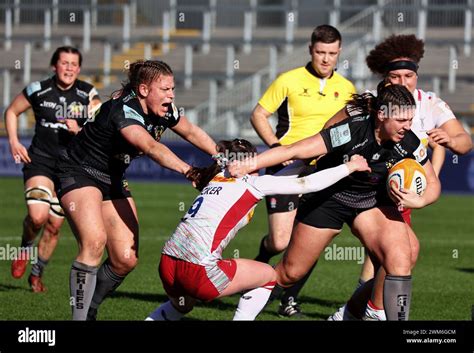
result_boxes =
[145,139,370,321]
[56,60,217,320]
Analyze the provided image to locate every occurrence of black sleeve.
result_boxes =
[320,115,366,154]
[22,81,42,105]
[164,103,180,128]
[111,104,147,132]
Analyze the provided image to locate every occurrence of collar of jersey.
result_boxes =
[52,74,76,93]
[305,62,335,80]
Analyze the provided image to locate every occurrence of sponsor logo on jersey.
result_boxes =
[385,158,397,170]
[329,123,351,147]
[75,88,89,99]
[40,119,68,130]
[413,143,427,163]
[334,91,339,99]
[40,101,57,109]
[146,124,165,141]
[394,143,408,157]
[372,153,381,161]
[351,138,369,151]
[59,96,66,103]
[351,115,370,122]
[36,86,52,97]
[298,88,311,97]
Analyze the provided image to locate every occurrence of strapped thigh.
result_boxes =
[24,185,52,205]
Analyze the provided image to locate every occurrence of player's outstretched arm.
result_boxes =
[171,115,217,156]
[252,155,371,196]
[121,125,190,175]
[229,133,328,177]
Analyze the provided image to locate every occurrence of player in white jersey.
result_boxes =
[146,139,370,321]
[327,34,472,321]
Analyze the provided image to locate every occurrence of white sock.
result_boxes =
[145,301,185,321]
[233,281,276,321]
[362,300,387,321]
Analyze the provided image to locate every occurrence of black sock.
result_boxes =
[88,260,126,315]
[31,256,48,277]
[383,275,412,321]
[254,235,279,263]
[347,278,374,319]
[70,261,98,321]
[281,261,318,305]
[20,237,34,249]
[268,284,285,302]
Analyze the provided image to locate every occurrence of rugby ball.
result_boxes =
[387,158,427,196]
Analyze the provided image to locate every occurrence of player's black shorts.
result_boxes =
[57,167,131,201]
[22,151,59,187]
[264,164,300,214]
[296,193,373,230]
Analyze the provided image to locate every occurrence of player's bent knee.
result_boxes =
[112,256,138,274]
[278,265,304,286]
[27,213,49,229]
[44,221,61,237]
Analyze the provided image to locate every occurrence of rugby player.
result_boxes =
[5,46,100,292]
[56,60,217,320]
[230,83,441,320]
[145,139,369,320]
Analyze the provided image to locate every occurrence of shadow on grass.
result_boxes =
[261,295,345,320]
[457,267,474,274]
[110,290,238,311]
[0,283,30,292]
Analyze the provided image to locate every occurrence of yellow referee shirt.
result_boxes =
[259,62,356,145]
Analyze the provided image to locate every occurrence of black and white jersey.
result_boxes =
[61,88,180,183]
[23,76,99,159]
[313,114,428,208]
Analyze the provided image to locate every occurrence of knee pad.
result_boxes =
[49,197,65,218]
[25,186,52,205]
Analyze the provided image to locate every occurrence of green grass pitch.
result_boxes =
[0,177,472,320]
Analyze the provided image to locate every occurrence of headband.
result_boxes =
[384,60,418,73]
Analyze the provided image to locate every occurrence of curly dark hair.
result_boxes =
[346,81,416,118]
[366,34,425,75]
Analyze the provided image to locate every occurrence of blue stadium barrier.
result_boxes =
[1,137,473,193]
